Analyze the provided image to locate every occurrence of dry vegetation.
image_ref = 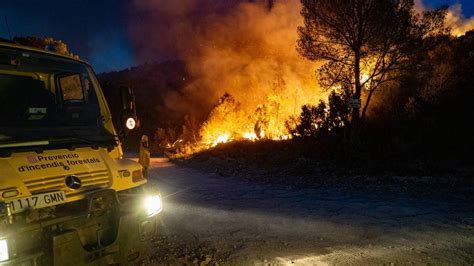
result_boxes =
[97,1,474,190]
[177,137,473,200]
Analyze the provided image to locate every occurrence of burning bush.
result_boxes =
[199,93,247,147]
[197,90,294,149]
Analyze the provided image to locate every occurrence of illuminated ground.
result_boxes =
[144,157,474,265]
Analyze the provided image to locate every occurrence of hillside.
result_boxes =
[98,60,191,149]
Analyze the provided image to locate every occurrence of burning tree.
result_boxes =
[199,93,248,147]
[197,71,296,148]
[252,73,293,140]
[297,0,445,124]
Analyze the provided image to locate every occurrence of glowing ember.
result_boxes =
[212,134,231,147]
[243,132,258,141]
[273,135,292,141]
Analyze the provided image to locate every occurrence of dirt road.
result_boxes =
[145,157,474,265]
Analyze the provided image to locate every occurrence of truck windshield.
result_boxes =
[0,46,115,150]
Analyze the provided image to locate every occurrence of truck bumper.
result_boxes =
[0,188,160,265]
[53,213,158,265]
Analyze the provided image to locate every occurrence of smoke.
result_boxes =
[126,0,321,121]
[126,0,474,139]
[415,0,474,36]
[445,4,474,36]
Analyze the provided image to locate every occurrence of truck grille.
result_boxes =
[25,170,111,197]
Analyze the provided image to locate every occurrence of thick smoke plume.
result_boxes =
[445,4,474,36]
[127,0,321,122]
[415,0,474,36]
[126,0,473,145]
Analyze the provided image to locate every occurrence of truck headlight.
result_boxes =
[144,195,162,216]
[0,239,8,262]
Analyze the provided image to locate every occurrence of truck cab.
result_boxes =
[0,42,161,265]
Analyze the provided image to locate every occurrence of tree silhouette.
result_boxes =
[297,0,446,126]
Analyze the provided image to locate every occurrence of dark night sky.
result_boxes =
[0,0,132,73]
[0,0,472,73]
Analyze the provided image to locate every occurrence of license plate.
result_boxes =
[7,191,66,214]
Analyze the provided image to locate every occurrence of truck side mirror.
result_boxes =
[119,86,139,131]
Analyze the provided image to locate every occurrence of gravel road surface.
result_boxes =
[143,157,474,265]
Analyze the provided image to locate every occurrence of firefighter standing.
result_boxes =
[139,135,150,178]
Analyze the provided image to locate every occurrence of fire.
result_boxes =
[212,134,231,147]
[130,0,473,154]
[415,1,474,37]
[445,4,474,37]
[274,134,292,141]
[198,92,298,148]
[243,132,258,141]
[198,89,305,148]
[361,73,370,84]
[129,0,322,152]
